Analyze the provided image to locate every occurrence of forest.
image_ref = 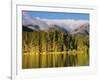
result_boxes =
[22,30,89,69]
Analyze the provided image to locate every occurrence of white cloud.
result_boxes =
[42,19,89,31]
[22,12,89,32]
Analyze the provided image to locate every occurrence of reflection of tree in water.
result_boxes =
[22,30,89,68]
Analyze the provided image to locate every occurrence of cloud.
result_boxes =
[42,19,89,31]
[22,12,36,26]
[22,12,89,32]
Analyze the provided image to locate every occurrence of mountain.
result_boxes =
[23,25,33,32]
[70,23,89,35]
[22,13,89,35]
[47,24,70,34]
[22,24,41,31]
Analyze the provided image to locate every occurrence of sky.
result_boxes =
[22,10,89,21]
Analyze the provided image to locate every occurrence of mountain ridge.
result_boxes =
[22,15,89,35]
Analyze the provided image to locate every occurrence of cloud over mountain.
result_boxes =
[22,12,89,35]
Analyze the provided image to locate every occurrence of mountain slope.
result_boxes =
[22,13,89,35]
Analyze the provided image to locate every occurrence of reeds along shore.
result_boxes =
[22,30,89,69]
